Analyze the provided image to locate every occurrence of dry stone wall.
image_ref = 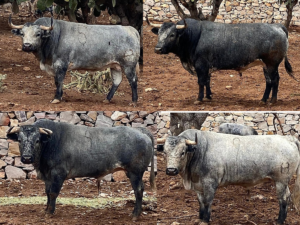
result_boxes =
[201,112,300,136]
[144,0,300,26]
[0,111,169,180]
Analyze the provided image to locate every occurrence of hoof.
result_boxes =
[259,100,267,105]
[194,100,202,105]
[103,99,110,104]
[270,98,277,105]
[50,99,61,104]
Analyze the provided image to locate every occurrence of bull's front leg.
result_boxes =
[128,171,144,221]
[275,182,290,224]
[194,64,209,105]
[199,180,217,224]
[124,66,138,107]
[51,61,67,104]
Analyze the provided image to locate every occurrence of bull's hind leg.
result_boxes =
[104,68,123,103]
[261,64,280,104]
[275,182,291,224]
[124,65,138,106]
[127,171,144,220]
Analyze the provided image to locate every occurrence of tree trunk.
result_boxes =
[284,0,298,29]
[207,0,223,21]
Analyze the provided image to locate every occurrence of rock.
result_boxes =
[128,112,139,121]
[147,124,157,134]
[23,67,30,71]
[226,85,232,89]
[14,157,25,167]
[103,111,113,117]
[157,121,166,129]
[0,126,9,138]
[121,117,130,123]
[0,139,8,149]
[5,157,14,165]
[133,118,144,123]
[8,142,20,157]
[111,111,127,121]
[80,114,94,123]
[84,122,94,127]
[34,112,45,119]
[95,112,113,127]
[45,114,57,120]
[113,171,127,182]
[0,149,8,157]
[19,117,35,126]
[139,111,148,118]
[15,111,27,122]
[8,112,15,119]
[0,171,5,178]
[5,165,26,179]
[258,122,268,131]
[28,170,37,179]
[113,121,123,126]
[0,159,7,168]
[10,119,18,126]
[87,111,97,121]
[144,118,154,125]
[236,117,244,124]
[0,113,10,126]
[26,111,34,119]
[102,174,113,182]
[60,111,81,124]
[131,123,146,128]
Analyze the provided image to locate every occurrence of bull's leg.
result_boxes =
[261,67,272,103]
[196,192,206,220]
[124,66,138,106]
[104,69,123,103]
[45,181,51,211]
[52,61,67,104]
[195,66,209,105]
[201,180,217,223]
[270,71,280,104]
[46,174,65,214]
[205,76,212,100]
[128,171,144,220]
[275,182,290,224]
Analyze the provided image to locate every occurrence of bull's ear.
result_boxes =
[151,27,159,35]
[157,145,164,152]
[40,133,52,143]
[42,30,52,38]
[6,127,20,141]
[11,29,22,36]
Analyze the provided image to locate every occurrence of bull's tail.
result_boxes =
[292,140,300,211]
[136,62,140,76]
[285,56,298,82]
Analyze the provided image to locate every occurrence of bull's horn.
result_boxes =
[7,126,20,134]
[8,14,24,29]
[146,14,162,28]
[40,17,53,31]
[39,128,53,135]
[176,19,187,30]
[186,139,197,145]
[157,138,166,144]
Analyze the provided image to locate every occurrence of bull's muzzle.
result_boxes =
[21,155,33,164]
[166,168,178,176]
[154,47,162,54]
[22,43,34,52]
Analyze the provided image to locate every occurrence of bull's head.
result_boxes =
[6,126,53,164]
[147,16,187,54]
[157,134,197,176]
[8,15,54,52]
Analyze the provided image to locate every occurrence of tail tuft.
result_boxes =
[285,56,298,82]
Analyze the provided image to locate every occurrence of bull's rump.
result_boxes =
[34,120,152,179]
[195,21,288,69]
[51,20,140,68]
[182,130,299,186]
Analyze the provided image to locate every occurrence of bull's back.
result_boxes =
[196,22,288,69]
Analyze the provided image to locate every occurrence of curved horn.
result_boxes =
[146,14,162,28]
[39,128,53,135]
[186,139,197,145]
[40,17,53,31]
[157,138,166,144]
[176,19,187,30]
[7,126,20,134]
[8,14,24,29]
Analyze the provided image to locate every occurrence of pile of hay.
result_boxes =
[0,74,7,92]
[64,69,123,96]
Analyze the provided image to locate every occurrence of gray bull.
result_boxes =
[157,130,300,224]
[218,123,258,135]
[7,120,155,220]
[9,16,140,105]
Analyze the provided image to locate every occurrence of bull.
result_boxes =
[8,15,140,105]
[218,123,258,135]
[157,130,300,224]
[7,120,156,220]
[149,18,295,105]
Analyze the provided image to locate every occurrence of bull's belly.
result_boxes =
[68,61,122,72]
[219,177,273,188]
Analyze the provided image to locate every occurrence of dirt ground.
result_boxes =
[0,173,157,225]
[156,154,300,225]
[143,23,300,111]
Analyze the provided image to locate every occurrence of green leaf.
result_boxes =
[37,0,54,10]
[69,0,78,11]
[112,0,116,7]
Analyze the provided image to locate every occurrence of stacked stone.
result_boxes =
[144,0,300,26]
[0,111,167,179]
[201,112,300,136]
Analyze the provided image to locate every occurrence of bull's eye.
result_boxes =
[170,34,175,38]
[181,152,185,157]
[36,33,41,37]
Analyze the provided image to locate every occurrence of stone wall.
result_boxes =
[144,0,300,26]
[201,112,300,136]
[0,111,169,179]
